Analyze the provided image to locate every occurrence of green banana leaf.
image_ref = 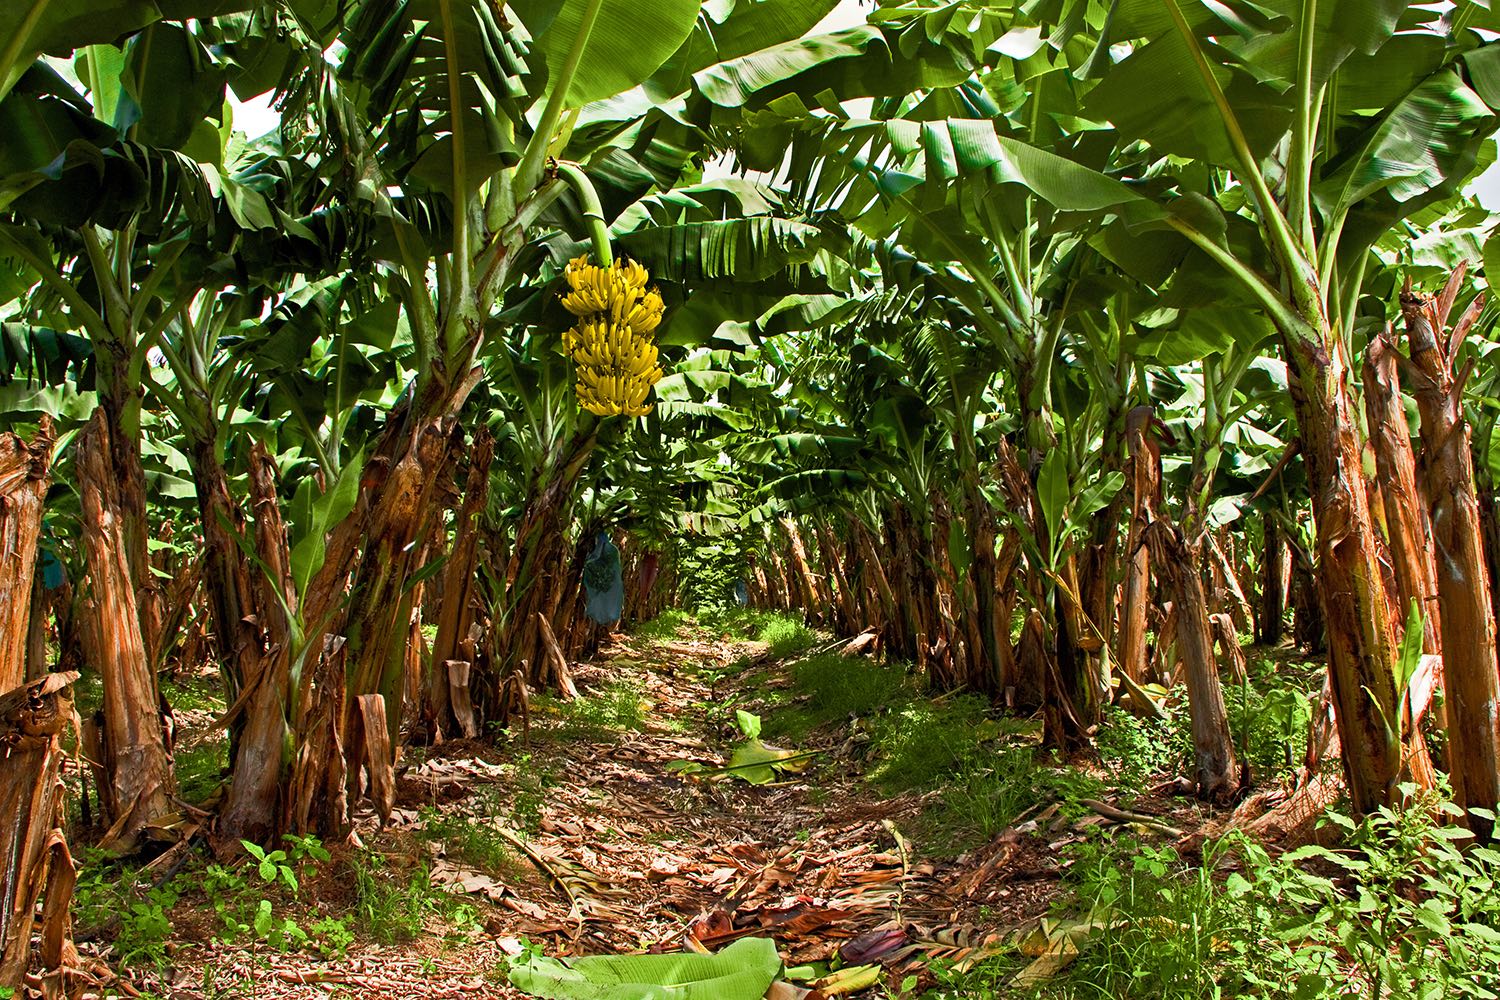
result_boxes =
[508,937,784,1000]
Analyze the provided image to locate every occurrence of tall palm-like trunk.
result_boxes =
[341,402,459,757]
[76,410,175,848]
[0,420,54,693]
[0,671,78,992]
[1400,276,1500,837]
[1363,333,1441,654]
[425,430,494,740]
[95,381,163,669]
[494,427,596,702]
[1145,520,1240,799]
[216,447,295,846]
[1280,323,1403,816]
[1120,408,1160,688]
[1256,516,1287,646]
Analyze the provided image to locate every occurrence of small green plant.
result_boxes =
[241,840,299,894]
[1095,705,1184,790]
[114,885,179,968]
[310,917,355,959]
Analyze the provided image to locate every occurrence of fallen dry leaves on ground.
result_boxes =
[80,628,1204,1000]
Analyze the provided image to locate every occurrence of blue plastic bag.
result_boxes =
[583,533,624,625]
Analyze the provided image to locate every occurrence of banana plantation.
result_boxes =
[7,0,1500,996]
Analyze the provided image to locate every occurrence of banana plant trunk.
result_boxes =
[342,408,457,756]
[0,671,79,993]
[963,481,1004,695]
[1120,408,1160,688]
[1482,489,1500,636]
[0,420,54,694]
[1146,521,1241,800]
[215,447,295,847]
[1400,279,1500,837]
[1279,322,1403,816]
[813,521,859,637]
[1363,332,1441,654]
[497,427,596,701]
[782,519,824,626]
[76,409,175,848]
[95,384,163,669]
[424,429,494,741]
[1256,515,1286,646]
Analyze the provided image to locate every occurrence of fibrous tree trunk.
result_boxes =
[425,429,494,741]
[1282,323,1402,815]
[95,377,163,671]
[0,419,54,694]
[1481,489,1500,642]
[1363,330,1441,654]
[1120,408,1161,690]
[962,482,1004,696]
[342,410,457,757]
[77,410,174,849]
[1401,274,1500,837]
[814,520,859,637]
[1289,540,1325,654]
[1146,521,1242,801]
[216,446,295,847]
[1256,515,1286,646]
[0,672,79,994]
[495,428,596,704]
[782,519,823,625]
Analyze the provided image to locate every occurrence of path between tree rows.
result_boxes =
[117,623,1203,999]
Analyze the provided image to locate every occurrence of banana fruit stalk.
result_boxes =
[560,255,665,416]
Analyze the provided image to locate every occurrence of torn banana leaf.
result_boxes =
[507,936,784,1000]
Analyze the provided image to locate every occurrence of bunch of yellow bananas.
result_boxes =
[560,255,665,416]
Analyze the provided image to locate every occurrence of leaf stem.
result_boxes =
[0,0,52,102]
[513,0,607,202]
[557,162,612,264]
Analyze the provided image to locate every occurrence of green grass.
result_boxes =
[762,653,908,740]
[631,608,692,640]
[753,612,817,659]
[417,807,522,878]
[758,651,1087,853]
[173,739,229,804]
[915,788,1500,1000]
[535,678,647,740]
[343,849,460,945]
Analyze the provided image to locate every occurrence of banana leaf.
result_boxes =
[508,937,784,1000]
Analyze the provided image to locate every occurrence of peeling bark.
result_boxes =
[1256,516,1286,646]
[1363,332,1441,653]
[425,430,494,740]
[0,672,79,992]
[0,419,54,694]
[1147,522,1242,801]
[1120,411,1161,688]
[1282,321,1404,814]
[1401,275,1500,837]
[77,410,174,848]
[216,446,295,847]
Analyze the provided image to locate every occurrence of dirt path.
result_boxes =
[103,624,1124,999]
